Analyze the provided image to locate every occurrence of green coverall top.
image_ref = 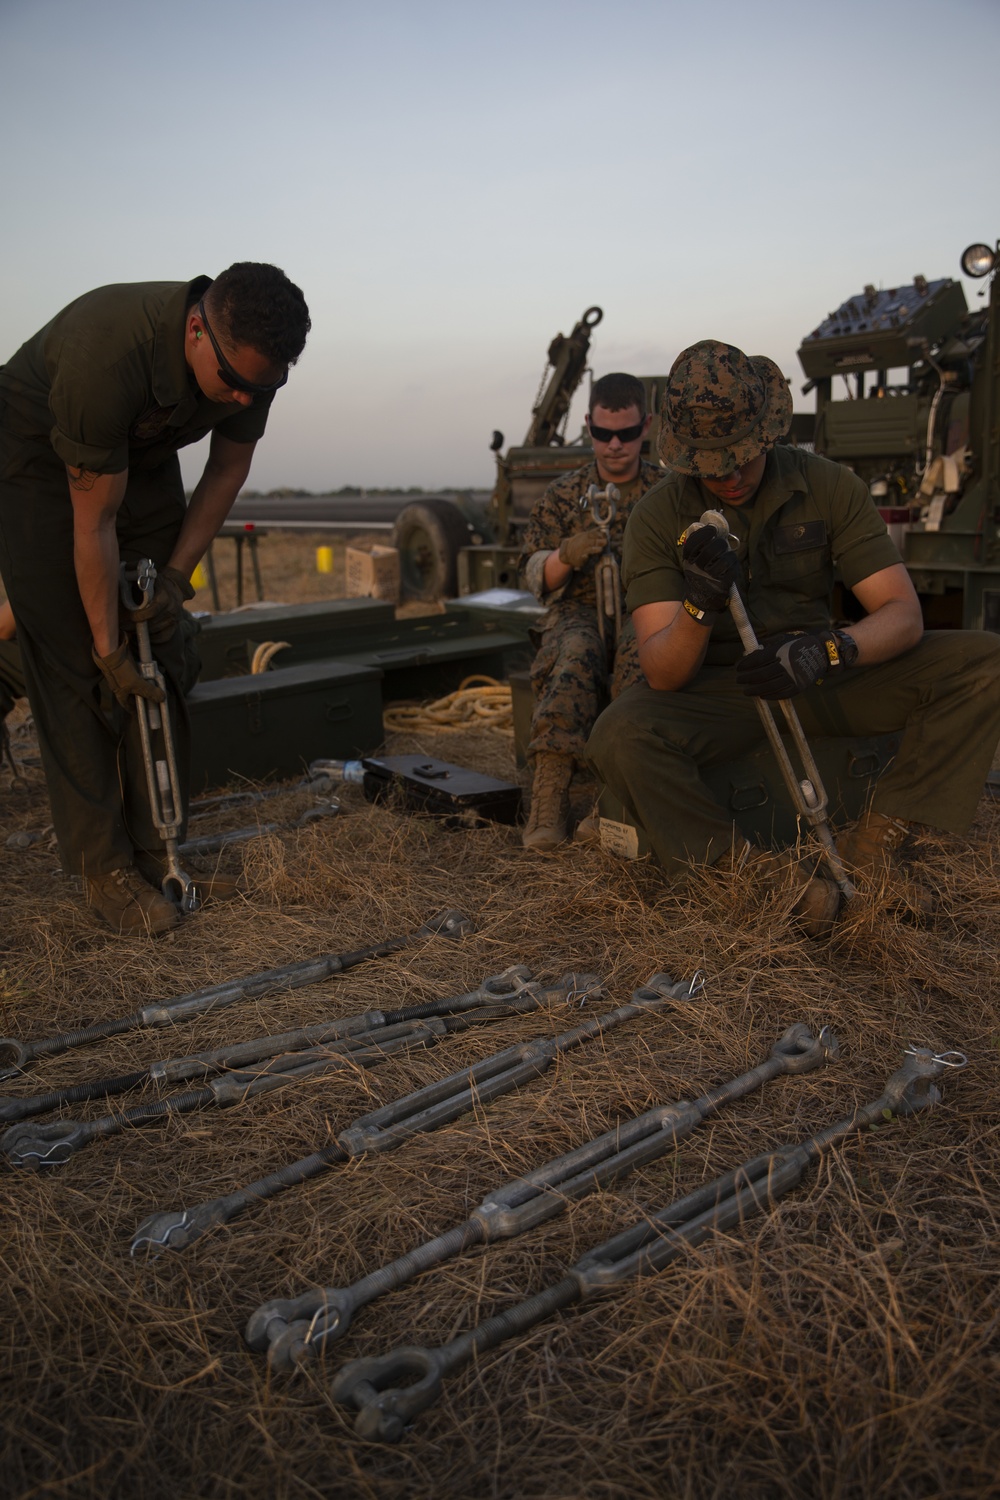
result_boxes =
[0,276,271,474]
[622,445,902,660]
[0,278,275,879]
[587,443,1000,869]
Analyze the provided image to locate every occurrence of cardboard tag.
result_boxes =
[599,818,640,860]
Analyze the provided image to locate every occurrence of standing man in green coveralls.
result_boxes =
[587,340,1000,935]
[518,372,661,851]
[0,264,310,935]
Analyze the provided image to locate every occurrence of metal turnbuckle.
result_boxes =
[119,559,199,912]
[3,1019,450,1169]
[131,973,697,1259]
[581,484,623,654]
[4,966,587,1166]
[0,908,473,1078]
[330,1044,966,1442]
[250,1016,838,1371]
[694,512,855,899]
[0,965,541,1127]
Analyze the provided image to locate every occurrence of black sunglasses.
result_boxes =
[588,417,646,444]
[196,301,288,396]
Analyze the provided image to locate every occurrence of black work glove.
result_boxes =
[558,529,607,569]
[681,527,738,621]
[736,629,857,700]
[127,565,195,644]
[93,638,165,712]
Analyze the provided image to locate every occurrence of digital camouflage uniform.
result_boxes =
[587,443,1000,874]
[519,458,662,768]
[0,278,273,877]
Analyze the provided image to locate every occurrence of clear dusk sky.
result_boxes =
[1,0,998,493]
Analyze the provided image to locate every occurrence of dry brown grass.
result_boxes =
[1,546,1000,1494]
[1,705,999,1500]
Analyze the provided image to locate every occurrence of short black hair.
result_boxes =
[589,372,646,418]
[206,263,311,367]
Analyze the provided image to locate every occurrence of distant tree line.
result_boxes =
[238,485,433,498]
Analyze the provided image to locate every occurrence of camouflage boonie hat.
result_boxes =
[657,340,793,477]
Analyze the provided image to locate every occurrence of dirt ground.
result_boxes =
[1,549,999,1498]
[188,530,424,615]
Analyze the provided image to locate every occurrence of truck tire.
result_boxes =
[393,500,473,602]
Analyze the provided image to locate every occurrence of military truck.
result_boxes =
[391,306,669,601]
[798,238,999,631]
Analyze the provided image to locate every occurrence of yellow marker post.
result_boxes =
[316,545,334,574]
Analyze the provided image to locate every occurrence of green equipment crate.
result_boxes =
[188,658,384,791]
[196,601,533,702]
[597,733,900,859]
[196,599,395,681]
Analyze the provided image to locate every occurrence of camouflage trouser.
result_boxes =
[528,603,643,767]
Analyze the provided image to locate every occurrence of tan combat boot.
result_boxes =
[522,754,573,852]
[836,810,936,915]
[723,844,841,940]
[573,806,601,846]
[135,853,241,903]
[84,866,181,936]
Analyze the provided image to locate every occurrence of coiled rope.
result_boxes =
[383,675,513,734]
[250,641,292,674]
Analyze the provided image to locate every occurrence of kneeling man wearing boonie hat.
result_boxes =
[586,339,1000,935]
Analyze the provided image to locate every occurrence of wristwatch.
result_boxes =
[828,630,859,670]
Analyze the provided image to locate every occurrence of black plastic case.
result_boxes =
[361,755,522,826]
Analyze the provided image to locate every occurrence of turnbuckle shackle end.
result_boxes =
[130,1205,207,1258]
[248,1288,356,1368]
[331,1347,444,1443]
[770,1022,840,1074]
[886,1045,968,1117]
[556,972,605,1007]
[633,972,706,1005]
[421,910,474,939]
[162,867,201,914]
[0,1036,32,1079]
[2,1118,85,1168]
[120,557,156,611]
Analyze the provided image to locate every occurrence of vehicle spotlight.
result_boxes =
[960,242,996,278]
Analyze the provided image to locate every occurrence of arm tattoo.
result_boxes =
[67,467,100,492]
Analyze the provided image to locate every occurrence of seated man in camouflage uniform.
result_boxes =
[587,340,1000,934]
[519,372,662,850]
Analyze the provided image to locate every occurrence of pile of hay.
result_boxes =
[1,714,998,1499]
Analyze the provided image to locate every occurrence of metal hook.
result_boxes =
[903,1047,968,1069]
[559,974,604,1008]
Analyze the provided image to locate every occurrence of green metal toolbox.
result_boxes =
[188,658,385,791]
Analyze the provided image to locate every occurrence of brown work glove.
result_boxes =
[558,529,606,570]
[127,565,195,644]
[93,638,165,712]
